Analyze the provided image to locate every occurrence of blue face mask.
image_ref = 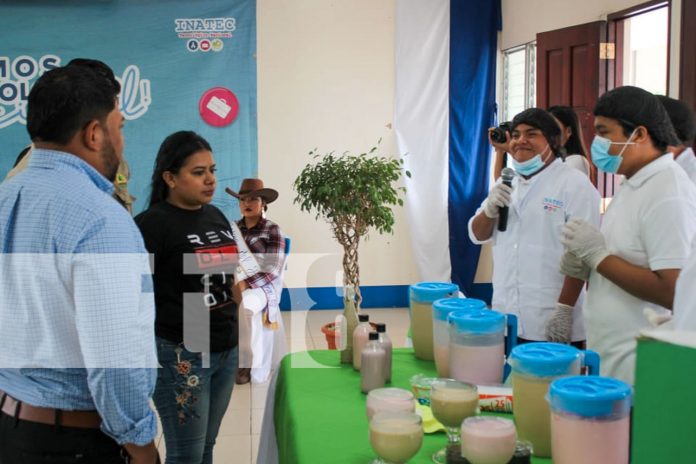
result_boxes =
[511,145,550,176]
[590,129,637,174]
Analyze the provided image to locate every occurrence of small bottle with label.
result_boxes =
[375,323,393,383]
[361,332,386,394]
[353,313,371,371]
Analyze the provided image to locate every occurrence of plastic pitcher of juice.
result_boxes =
[432,298,486,377]
[509,342,600,458]
[408,282,458,360]
[447,309,517,385]
[548,376,631,464]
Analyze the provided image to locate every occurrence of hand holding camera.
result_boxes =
[488,122,512,151]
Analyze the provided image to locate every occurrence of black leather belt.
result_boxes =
[0,389,101,429]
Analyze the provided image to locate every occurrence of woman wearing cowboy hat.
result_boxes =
[226,178,288,385]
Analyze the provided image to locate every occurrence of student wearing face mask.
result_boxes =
[469,108,600,346]
[559,86,696,384]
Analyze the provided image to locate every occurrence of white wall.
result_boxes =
[256,0,418,289]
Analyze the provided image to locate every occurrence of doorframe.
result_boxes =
[680,0,696,122]
[608,0,670,20]
[606,0,671,93]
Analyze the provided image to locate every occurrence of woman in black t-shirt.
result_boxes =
[135,131,239,464]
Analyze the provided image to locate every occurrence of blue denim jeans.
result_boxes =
[153,337,238,464]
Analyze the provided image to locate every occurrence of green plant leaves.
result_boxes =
[293,142,408,238]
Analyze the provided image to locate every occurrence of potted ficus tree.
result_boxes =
[293,140,409,363]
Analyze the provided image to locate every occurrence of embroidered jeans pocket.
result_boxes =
[156,339,204,425]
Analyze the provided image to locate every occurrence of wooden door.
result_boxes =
[537,21,609,194]
[681,0,696,151]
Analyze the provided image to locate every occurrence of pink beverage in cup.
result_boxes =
[366,387,415,421]
[461,416,517,464]
[548,376,632,464]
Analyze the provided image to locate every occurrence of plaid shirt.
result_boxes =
[237,217,285,288]
[0,149,157,445]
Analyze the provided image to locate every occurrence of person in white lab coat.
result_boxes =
[560,86,696,384]
[673,238,696,331]
[657,95,696,184]
[469,108,600,347]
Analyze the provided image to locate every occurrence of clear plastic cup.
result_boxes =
[408,374,437,407]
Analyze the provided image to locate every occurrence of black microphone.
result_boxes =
[498,167,515,232]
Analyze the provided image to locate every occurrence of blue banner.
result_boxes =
[0,0,257,218]
[448,0,501,299]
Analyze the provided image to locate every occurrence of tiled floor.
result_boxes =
[156,307,410,463]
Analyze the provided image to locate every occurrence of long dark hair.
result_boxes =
[548,106,588,157]
[148,131,212,207]
[511,108,562,156]
[548,105,597,185]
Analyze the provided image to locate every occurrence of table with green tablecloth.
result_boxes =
[272,348,552,464]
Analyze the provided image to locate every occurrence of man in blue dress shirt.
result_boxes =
[0,64,159,462]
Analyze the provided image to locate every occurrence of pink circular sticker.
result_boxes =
[199,87,239,127]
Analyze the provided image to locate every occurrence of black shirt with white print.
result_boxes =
[136,201,238,352]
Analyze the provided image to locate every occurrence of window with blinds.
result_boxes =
[502,42,536,122]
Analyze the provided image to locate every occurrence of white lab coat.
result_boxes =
[675,147,696,185]
[563,153,591,177]
[584,155,696,384]
[674,236,696,331]
[468,160,600,341]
